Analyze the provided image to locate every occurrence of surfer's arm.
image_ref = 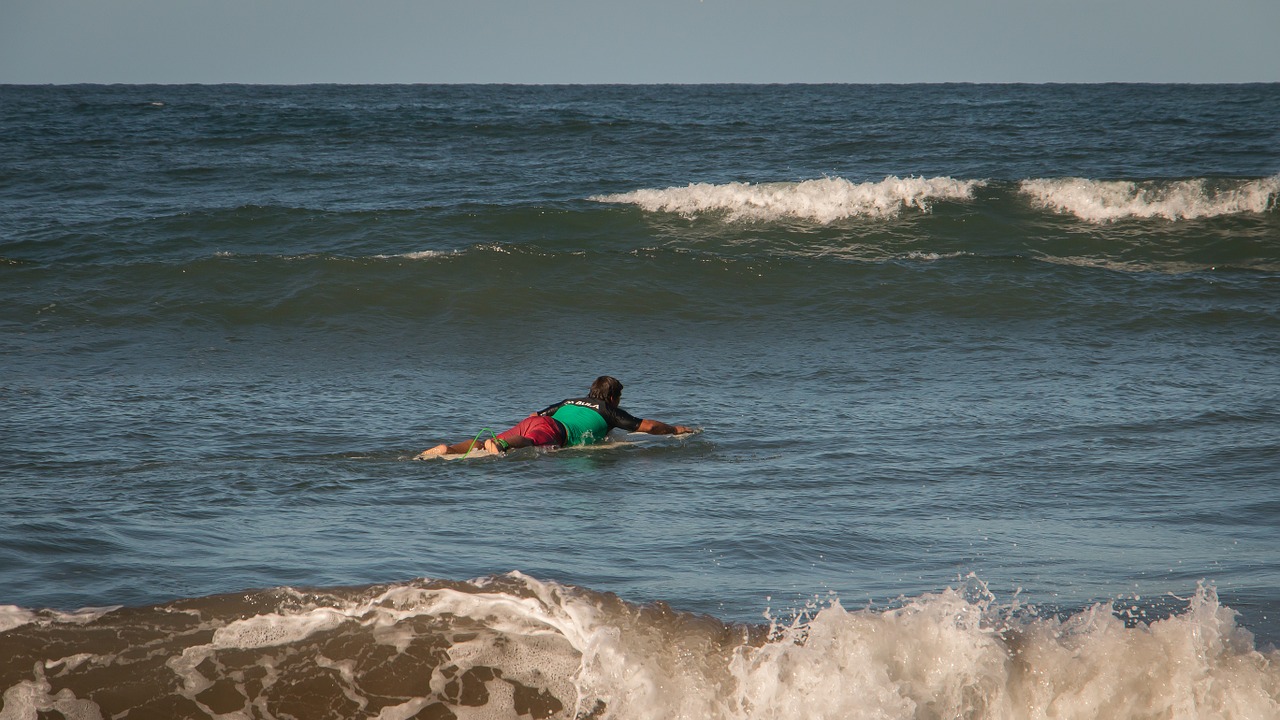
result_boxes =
[636,418,695,435]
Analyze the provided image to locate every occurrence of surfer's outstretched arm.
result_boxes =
[636,418,696,435]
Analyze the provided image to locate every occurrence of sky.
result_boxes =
[2,0,1278,84]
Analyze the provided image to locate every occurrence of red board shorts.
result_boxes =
[497,415,566,447]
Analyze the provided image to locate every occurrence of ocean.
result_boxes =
[1,83,1278,719]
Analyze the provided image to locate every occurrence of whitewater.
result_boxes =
[595,175,1279,224]
[4,575,1278,720]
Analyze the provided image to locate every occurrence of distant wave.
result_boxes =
[593,176,983,222]
[3,573,1277,720]
[596,175,1280,225]
[377,250,455,260]
[1020,176,1280,222]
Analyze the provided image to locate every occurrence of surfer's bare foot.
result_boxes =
[483,438,502,454]
[415,444,448,459]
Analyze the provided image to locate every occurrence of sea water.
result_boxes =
[1,83,1278,718]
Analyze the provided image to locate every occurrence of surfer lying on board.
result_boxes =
[416,375,696,458]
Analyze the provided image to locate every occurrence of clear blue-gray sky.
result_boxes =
[3,0,1277,84]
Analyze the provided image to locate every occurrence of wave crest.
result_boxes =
[4,575,1278,720]
[733,581,1277,720]
[594,176,983,222]
[1020,176,1280,222]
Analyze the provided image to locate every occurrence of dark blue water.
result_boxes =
[2,84,1278,719]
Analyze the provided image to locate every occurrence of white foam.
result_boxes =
[377,575,1280,720]
[27,575,1272,720]
[726,581,1280,720]
[0,674,104,720]
[381,250,454,260]
[341,575,1278,719]
[164,606,353,706]
[0,605,36,633]
[392,577,1280,719]
[209,608,348,649]
[1020,176,1280,222]
[0,605,120,634]
[46,654,96,674]
[594,176,983,223]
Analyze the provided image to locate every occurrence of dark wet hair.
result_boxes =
[588,376,624,404]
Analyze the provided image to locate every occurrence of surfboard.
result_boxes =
[414,429,700,461]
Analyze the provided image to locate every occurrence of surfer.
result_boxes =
[416,376,696,458]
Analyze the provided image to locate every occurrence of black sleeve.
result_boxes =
[536,400,567,417]
[600,404,643,432]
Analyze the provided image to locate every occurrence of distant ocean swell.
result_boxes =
[5,175,1276,271]
[5,171,1276,340]
[9,175,1276,265]
[2,574,1277,720]
[9,250,1272,337]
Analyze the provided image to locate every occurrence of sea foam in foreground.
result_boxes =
[3,574,1278,719]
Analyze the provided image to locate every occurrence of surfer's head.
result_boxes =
[589,376,624,405]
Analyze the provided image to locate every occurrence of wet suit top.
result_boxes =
[536,397,643,446]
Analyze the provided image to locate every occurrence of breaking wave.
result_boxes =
[3,574,1277,720]
[1020,176,1280,222]
[594,175,1280,226]
[593,176,983,222]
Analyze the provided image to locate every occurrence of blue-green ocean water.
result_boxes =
[2,84,1279,719]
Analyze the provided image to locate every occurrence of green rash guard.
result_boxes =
[537,397,643,446]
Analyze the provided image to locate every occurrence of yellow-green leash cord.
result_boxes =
[461,427,500,459]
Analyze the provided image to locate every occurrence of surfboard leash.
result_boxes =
[461,427,501,458]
